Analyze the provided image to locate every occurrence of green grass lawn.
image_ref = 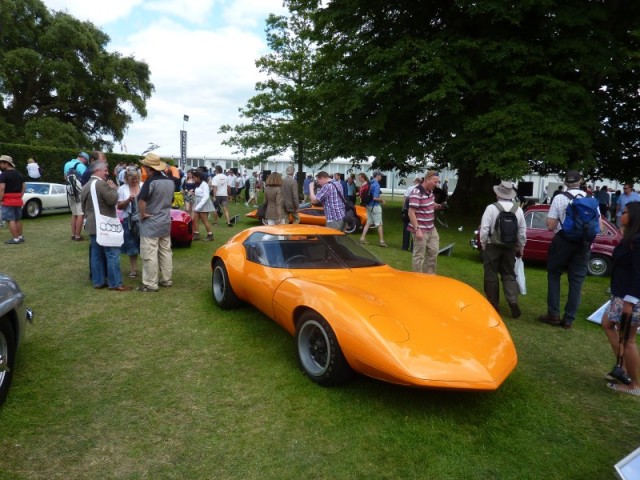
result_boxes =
[0,199,636,479]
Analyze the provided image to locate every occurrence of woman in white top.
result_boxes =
[26,158,41,179]
[192,170,215,241]
[117,167,142,277]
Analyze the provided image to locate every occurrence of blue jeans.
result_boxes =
[546,233,590,324]
[90,235,123,288]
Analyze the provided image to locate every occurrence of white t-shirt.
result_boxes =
[211,174,229,197]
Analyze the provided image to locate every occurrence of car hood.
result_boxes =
[281,267,516,389]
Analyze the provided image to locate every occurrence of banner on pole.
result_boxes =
[180,130,187,169]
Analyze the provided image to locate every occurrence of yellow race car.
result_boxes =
[211,224,517,391]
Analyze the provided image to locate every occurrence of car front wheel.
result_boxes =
[588,254,612,277]
[23,199,42,219]
[0,316,16,406]
[296,311,353,386]
[212,259,241,309]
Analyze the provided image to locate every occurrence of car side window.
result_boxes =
[530,211,548,229]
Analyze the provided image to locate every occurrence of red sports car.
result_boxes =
[471,204,621,277]
[170,209,193,247]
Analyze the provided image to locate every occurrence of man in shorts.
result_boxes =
[211,165,232,226]
[64,152,89,240]
[0,155,25,244]
[359,170,387,247]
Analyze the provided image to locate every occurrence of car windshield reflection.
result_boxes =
[243,232,384,269]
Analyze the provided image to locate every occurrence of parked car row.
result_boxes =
[470,204,622,277]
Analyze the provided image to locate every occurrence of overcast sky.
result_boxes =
[41,0,288,159]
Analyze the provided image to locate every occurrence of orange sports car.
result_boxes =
[211,224,517,390]
[245,202,367,234]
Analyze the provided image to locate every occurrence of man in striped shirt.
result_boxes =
[407,171,445,274]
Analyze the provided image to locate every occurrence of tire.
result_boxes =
[344,216,360,234]
[23,199,42,219]
[588,254,612,277]
[0,316,16,406]
[296,311,354,386]
[211,258,241,309]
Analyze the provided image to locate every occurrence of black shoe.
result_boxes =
[607,366,632,385]
[509,303,521,319]
[560,321,572,330]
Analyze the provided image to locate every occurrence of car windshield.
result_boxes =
[25,183,49,194]
[243,232,384,269]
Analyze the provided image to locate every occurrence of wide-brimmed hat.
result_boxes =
[493,180,517,199]
[0,155,15,167]
[139,153,167,171]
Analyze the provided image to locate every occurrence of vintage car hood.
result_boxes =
[282,267,516,388]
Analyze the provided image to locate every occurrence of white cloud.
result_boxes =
[40,0,290,157]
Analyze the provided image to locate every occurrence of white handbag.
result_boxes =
[90,180,124,247]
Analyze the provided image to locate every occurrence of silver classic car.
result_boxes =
[0,273,32,405]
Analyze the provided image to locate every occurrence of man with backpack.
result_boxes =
[478,181,527,318]
[539,170,602,329]
[63,152,89,241]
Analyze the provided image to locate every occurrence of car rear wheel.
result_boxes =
[588,254,612,277]
[212,258,241,309]
[0,316,16,406]
[296,311,353,386]
[23,199,42,219]
[344,216,360,234]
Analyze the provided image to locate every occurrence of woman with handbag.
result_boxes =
[192,170,215,241]
[117,167,142,278]
[182,169,196,219]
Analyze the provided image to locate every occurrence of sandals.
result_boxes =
[607,382,640,396]
[359,239,369,245]
[379,242,388,247]
[128,271,137,278]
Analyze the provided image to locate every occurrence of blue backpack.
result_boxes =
[561,192,600,243]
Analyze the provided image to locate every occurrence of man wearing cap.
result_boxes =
[0,155,25,244]
[64,152,89,241]
[539,170,599,329]
[137,153,175,292]
[309,171,346,231]
[359,170,387,247]
[407,171,444,274]
[478,181,526,318]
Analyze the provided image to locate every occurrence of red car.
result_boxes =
[471,204,621,277]
[170,209,193,247]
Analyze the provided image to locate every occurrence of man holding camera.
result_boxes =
[407,171,445,274]
[309,171,346,231]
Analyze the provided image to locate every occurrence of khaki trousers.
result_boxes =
[411,228,439,274]
[140,236,173,289]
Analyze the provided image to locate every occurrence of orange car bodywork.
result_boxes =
[245,203,368,227]
[212,225,517,390]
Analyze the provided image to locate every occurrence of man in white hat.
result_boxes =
[137,153,175,292]
[478,180,526,318]
[0,155,25,244]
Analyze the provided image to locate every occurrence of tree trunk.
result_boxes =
[448,166,499,218]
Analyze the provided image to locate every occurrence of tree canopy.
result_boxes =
[0,0,154,150]
[305,0,640,189]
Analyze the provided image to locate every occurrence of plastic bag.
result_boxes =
[515,256,526,295]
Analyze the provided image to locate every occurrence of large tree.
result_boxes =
[0,0,154,150]
[219,3,323,191]
[299,0,640,209]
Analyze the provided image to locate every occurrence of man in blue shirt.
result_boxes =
[615,183,640,228]
[359,170,387,247]
[63,152,89,241]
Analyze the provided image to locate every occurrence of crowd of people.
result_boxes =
[1,153,639,396]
